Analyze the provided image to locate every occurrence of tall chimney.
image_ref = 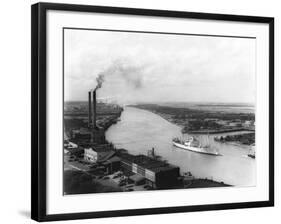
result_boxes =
[92,90,97,129]
[88,91,92,127]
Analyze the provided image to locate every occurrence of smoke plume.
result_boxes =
[94,60,147,90]
[95,74,104,90]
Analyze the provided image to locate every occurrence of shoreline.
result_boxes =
[187,128,254,134]
[65,105,240,193]
[64,158,230,194]
[130,107,254,135]
[185,178,231,188]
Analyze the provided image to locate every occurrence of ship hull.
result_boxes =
[173,142,221,156]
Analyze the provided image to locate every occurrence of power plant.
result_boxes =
[88,90,98,129]
[64,88,182,193]
[68,87,123,146]
[88,91,92,127]
[87,89,105,143]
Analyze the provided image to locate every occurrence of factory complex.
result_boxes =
[64,89,181,192]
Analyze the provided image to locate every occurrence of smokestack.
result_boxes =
[92,90,97,129]
[88,91,92,127]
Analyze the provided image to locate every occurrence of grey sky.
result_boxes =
[64,29,256,104]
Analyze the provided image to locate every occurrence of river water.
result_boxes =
[106,107,256,186]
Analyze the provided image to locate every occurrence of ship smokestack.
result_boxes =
[88,91,92,127]
[92,90,97,129]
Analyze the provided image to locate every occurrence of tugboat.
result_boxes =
[247,144,255,159]
[247,153,255,159]
[172,136,221,156]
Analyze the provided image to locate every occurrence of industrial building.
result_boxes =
[84,145,115,163]
[88,90,106,144]
[70,90,106,144]
[118,153,180,189]
[67,89,180,190]
[103,156,121,174]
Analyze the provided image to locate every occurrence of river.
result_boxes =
[106,107,256,186]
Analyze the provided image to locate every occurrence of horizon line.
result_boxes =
[64,100,255,105]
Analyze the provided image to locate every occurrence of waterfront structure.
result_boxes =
[118,153,180,189]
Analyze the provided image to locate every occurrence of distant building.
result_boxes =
[228,121,242,127]
[216,120,228,126]
[243,120,255,127]
[204,118,218,121]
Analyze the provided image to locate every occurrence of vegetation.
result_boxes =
[183,120,222,132]
[131,104,255,134]
[215,133,255,145]
[133,104,255,121]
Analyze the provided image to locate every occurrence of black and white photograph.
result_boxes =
[0,0,277,223]
[29,2,274,222]
[63,28,257,195]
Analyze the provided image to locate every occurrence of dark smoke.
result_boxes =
[94,60,147,90]
[95,74,104,90]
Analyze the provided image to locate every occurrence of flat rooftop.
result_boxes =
[118,153,178,173]
[85,144,113,152]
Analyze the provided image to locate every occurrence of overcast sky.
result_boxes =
[64,29,256,104]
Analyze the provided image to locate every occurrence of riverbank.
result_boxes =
[214,132,255,145]
[186,178,230,188]
[129,104,255,135]
[185,128,253,134]
[64,146,231,194]
[142,110,253,134]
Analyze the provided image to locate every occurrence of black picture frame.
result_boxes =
[31,2,274,222]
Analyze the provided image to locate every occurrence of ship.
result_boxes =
[247,153,255,159]
[172,136,221,156]
[247,144,255,159]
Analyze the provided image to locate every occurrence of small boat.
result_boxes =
[172,136,221,156]
[247,144,255,159]
[247,153,255,159]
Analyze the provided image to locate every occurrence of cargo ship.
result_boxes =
[172,136,221,156]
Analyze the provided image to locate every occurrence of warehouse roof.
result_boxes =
[103,156,121,165]
[118,153,178,173]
